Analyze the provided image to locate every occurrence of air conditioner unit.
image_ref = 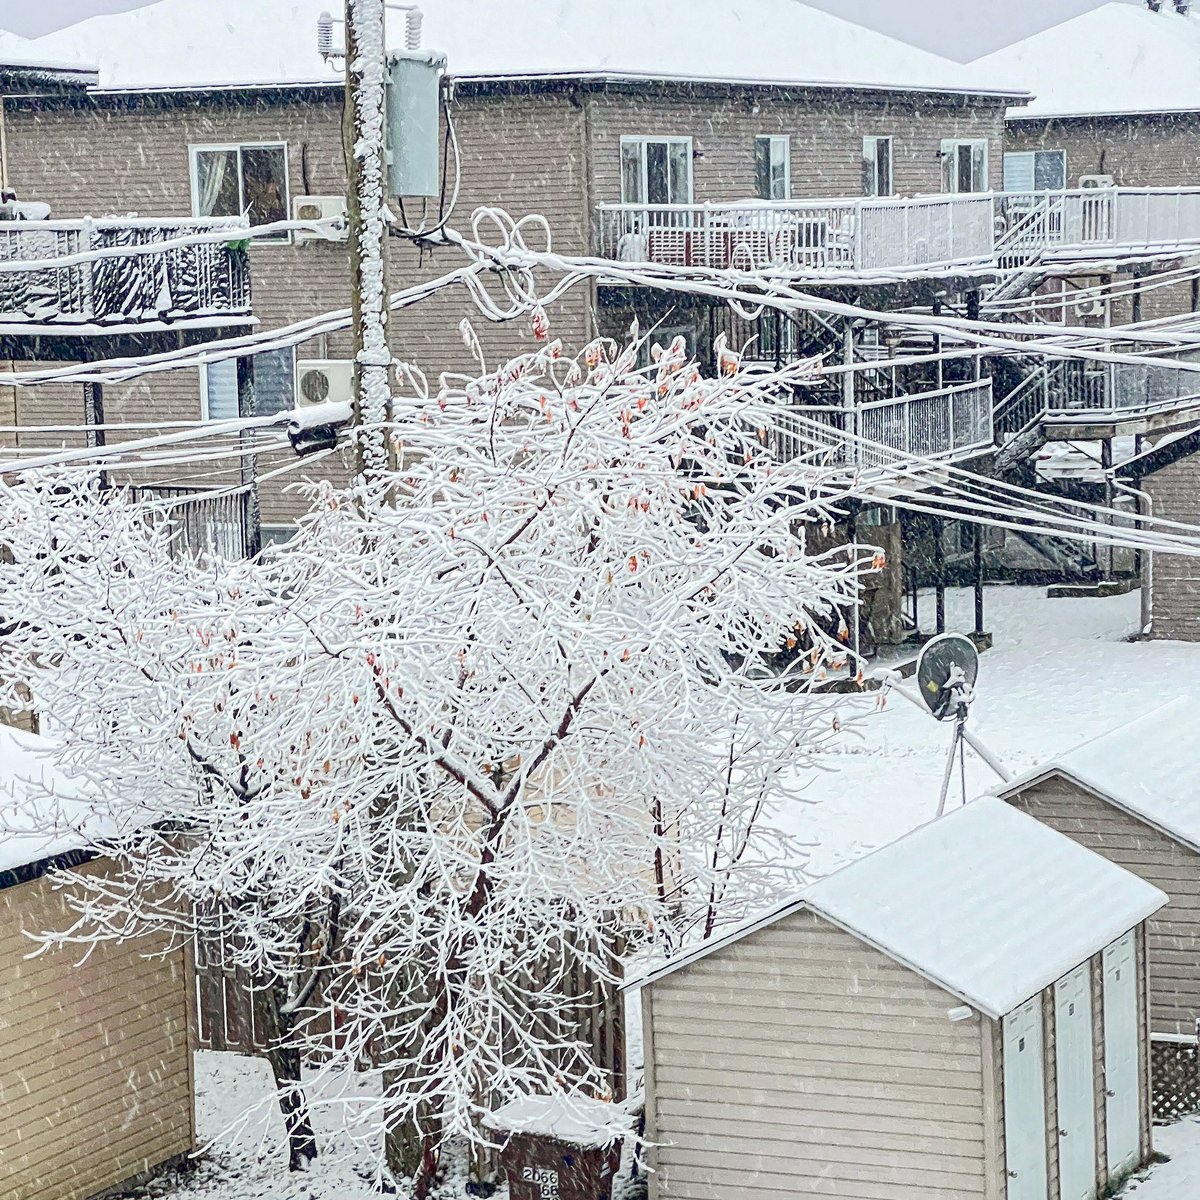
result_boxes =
[1075,295,1105,318]
[1079,174,1115,189]
[291,195,349,241]
[296,359,355,407]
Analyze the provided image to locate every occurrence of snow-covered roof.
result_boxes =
[18,0,1026,99]
[0,29,98,86]
[997,696,1200,854]
[0,724,111,878]
[482,1093,635,1149]
[976,2,1200,121]
[637,796,1165,1019]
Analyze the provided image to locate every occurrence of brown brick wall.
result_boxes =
[1007,113,1200,325]
[1145,450,1200,640]
[2,84,1006,527]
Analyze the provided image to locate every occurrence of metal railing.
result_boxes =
[596,194,995,275]
[129,484,255,560]
[773,378,994,469]
[997,188,1200,258]
[0,216,252,327]
[996,358,1200,438]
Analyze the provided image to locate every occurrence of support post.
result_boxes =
[1101,437,1114,579]
[933,517,946,635]
[973,521,985,635]
[345,0,394,485]
[932,296,944,390]
[236,357,263,559]
[83,381,107,489]
[843,317,856,462]
[1132,272,1143,326]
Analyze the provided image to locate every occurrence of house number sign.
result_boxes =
[520,1165,561,1198]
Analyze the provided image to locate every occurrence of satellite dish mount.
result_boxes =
[916,633,980,818]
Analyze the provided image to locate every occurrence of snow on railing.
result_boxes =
[128,483,255,560]
[0,216,252,329]
[596,194,995,276]
[996,188,1200,258]
[773,378,993,469]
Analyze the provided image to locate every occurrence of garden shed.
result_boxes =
[0,724,194,1200]
[997,697,1200,1038]
[636,797,1165,1200]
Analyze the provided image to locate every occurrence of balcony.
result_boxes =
[597,196,996,278]
[0,217,252,332]
[129,484,256,560]
[773,378,994,472]
[996,188,1200,261]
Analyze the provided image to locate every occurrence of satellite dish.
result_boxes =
[916,633,979,723]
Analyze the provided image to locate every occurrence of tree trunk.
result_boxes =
[252,981,319,1171]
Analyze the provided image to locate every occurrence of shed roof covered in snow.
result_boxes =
[18,0,1026,99]
[0,724,111,880]
[637,796,1166,1019]
[975,2,1200,121]
[996,696,1200,853]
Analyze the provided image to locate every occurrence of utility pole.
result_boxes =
[344,0,393,483]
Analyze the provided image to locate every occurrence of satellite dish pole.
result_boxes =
[913,633,988,817]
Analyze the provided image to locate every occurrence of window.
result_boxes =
[754,135,790,200]
[261,525,298,549]
[862,136,893,197]
[191,143,289,239]
[1003,150,1067,193]
[620,137,693,207]
[200,348,297,421]
[941,139,989,193]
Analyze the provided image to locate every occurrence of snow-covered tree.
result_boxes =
[0,324,871,1190]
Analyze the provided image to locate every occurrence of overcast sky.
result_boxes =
[0,0,1142,57]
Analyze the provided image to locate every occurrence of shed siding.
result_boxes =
[646,909,989,1200]
[1005,778,1200,1035]
[0,862,193,1200]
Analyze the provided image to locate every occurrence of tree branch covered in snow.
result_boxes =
[0,325,871,1185]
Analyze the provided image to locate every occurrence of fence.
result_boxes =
[129,485,255,560]
[0,216,251,327]
[596,194,995,275]
[774,379,993,469]
[1152,1034,1200,1123]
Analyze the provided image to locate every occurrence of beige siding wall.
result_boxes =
[589,90,1006,205]
[1145,451,1200,641]
[4,88,591,524]
[1006,778,1200,1034]
[645,909,990,1200]
[0,860,193,1200]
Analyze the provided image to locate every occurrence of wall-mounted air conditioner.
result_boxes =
[1074,295,1105,318]
[296,359,355,407]
[1079,175,1115,189]
[291,195,349,242]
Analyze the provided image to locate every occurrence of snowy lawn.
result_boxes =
[129,1052,386,1200]
[776,583,1200,878]
[1122,1116,1200,1196]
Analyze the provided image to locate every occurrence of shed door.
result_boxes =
[1002,996,1048,1200]
[1055,964,1098,1200]
[1103,931,1141,1180]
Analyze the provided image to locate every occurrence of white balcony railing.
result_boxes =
[773,378,994,469]
[597,195,996,276]
[997,188,1200,259]
[0,216,252,329]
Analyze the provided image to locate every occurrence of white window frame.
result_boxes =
[189,140,291,244]
[754,134,791,200]
[1003,149,1067,193]
[199,358,239,422]
[619,136,694,206]
[862,136,893,198]
[941,138,990,194]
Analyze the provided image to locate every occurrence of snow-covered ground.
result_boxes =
[139,585,1200,1199]
[777,583,1198,878]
